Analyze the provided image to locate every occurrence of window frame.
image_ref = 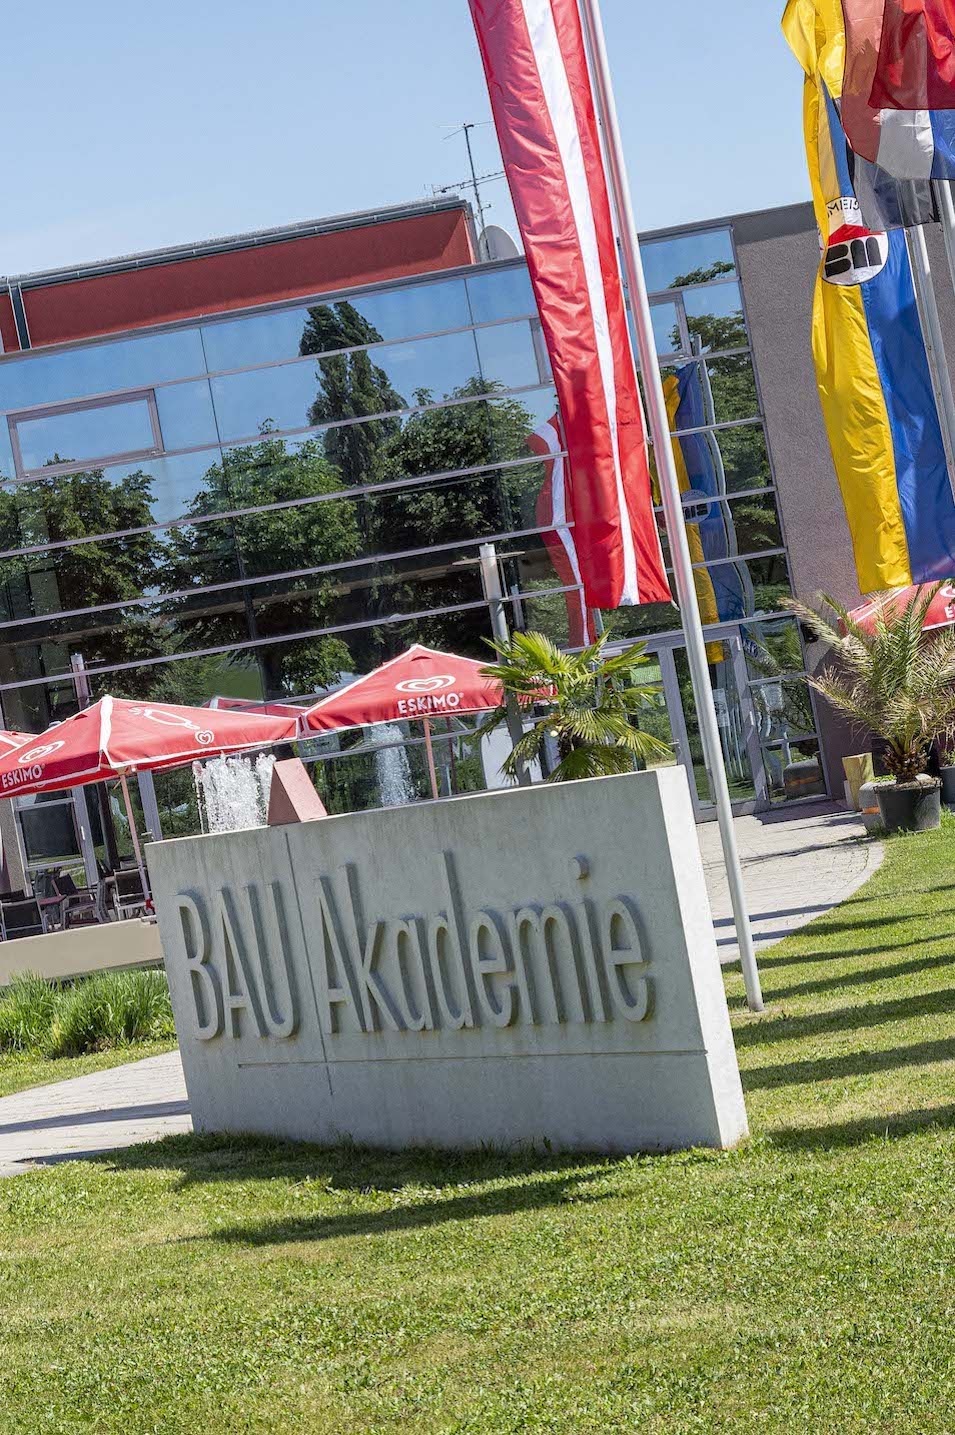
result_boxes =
[8,389,164,480]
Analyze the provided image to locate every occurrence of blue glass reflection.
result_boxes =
[475,321,548,389]
[15,398,156,473]
[640,228,736,296]
[200,277,471,373]
[155,380,219,452]
[0,328,206,413]
[209,329,483,444]
[466,266,535,323]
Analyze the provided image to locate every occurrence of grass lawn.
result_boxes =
[3,820,955,1431]
[0,1038,178,1101]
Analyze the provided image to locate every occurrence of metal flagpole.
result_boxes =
[933,179,955,310]
[577,0,764,1010]
[904,207,955,498]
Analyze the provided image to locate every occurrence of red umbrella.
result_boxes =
[845,583,955,636]
[302,645,503,799]
[0,731,30,753]
[0,696,296,896]
[205,695,307,720]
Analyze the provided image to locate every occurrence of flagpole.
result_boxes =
[577,0,764,1011]
[904,210,955,500]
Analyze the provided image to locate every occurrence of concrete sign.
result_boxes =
[147,769,748,1152]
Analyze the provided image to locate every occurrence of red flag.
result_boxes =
[468,0,670,610]
[869,0,955,110]
[529,417,600,647]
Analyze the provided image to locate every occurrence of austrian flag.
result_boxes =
[468,0,670,610]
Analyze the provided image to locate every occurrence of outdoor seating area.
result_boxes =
[0,864,150,940]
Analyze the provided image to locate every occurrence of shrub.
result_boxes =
[0,972,60,1053]
[0,969,175,1060]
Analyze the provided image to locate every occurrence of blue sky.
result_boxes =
[6,0,807,275]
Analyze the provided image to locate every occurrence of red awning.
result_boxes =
[0,731,30,753]
[302,645,503,733]
[845,583,955,636]
[0,696,296,798]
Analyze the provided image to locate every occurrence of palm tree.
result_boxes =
[786,586,955,784]
[479,630,673,783]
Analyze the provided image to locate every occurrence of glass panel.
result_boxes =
[215,387,557,497]
[200,279,472,374]
[18,800,80,866]
[763,737,826,803]
[751,678,817,743]
[14,397,157,474]
[639,228,736,295]
[714,422,773,495]
[659,491,784,568]
[0,328,206,413]
[88,649,265,709]
[599,556,791,641]
[155,380,218,452]
[650,301,682,358]
[475,320,548,389]
[742,616,807,678]
[466,267,536,324]
[209,329,488,443]
[664,356,759,429]
[674,643,757,806]
[682,283,747,354]
[0,449,223,550]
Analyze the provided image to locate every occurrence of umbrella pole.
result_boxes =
[120,773,150,901]
[422,719,439,800]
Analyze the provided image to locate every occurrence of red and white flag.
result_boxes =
[529,416,599,647]
[469,0,670,610]
[869,0,955,111]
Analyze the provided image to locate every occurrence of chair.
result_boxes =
[0,896,44,941]
[110,870,149,921]
[52,872,100,929]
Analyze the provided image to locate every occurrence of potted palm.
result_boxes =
[938,728,955,807]
[478,630,673,782]
[786,586,955,835]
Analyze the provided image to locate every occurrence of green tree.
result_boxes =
[300,302,406,491]
[162,433,361,696]
[0,468,166,714]
[479,630,673,782]
[786,587,955,783]
[356,379,543,663]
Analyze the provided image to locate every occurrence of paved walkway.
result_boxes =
[0,801,881,1174]
[0,1051,190,1178]
[698,799,882,962]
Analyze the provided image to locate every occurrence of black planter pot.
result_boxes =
[941,766,955,808]
[876,781,942,835]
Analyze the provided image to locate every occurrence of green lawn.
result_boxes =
[2,821,955,1431]
[0,1038,178,1101]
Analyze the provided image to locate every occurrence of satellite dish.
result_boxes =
[479,225,521,261]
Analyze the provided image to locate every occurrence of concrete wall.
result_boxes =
[0,918,162,987]
[147,769,748,1154]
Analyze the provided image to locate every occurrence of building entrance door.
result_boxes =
[651,634,768,820]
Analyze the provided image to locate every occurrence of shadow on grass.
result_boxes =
[754,935,952,970]
[103,1131,628,1197]
[732,987,955,1048]
[770,1102,955,1152]
[187,1169,616,1247]
[743,1035,955,1091]
[763,951,955,1002]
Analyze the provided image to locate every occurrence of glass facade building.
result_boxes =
[0,212,823,864]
